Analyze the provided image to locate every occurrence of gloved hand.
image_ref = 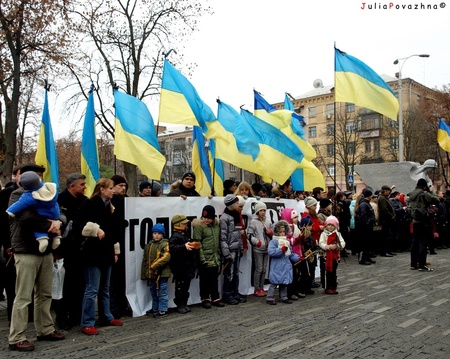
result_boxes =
[265,228,273,237]
[433,232,439,238]
[256,240,262,247]
[281,246,288,253]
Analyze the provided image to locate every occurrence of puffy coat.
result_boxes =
[267,236,299,285]
[141,238,171,280]
[220,209,243,259]
[169,230,198,278]
[192,218,221,267]
[247,216,271,254]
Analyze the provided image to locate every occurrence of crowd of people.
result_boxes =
[1,167,449,352]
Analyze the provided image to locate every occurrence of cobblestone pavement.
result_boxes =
[1,249,449,359]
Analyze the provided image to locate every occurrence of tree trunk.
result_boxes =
[123,161,137,197]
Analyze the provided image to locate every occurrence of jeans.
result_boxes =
[149,278,169,312]
[223,252,240,301]
[81,264,114,328]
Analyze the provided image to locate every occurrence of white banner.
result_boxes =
[124,196,305,316]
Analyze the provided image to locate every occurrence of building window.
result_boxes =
[365,141,371,153]
[390,137,399,150]
[327,144,334,156]
[308,107,317,118]
[327,164,335,176]
[347,141,355,155]
[309,126,317,138]
[388,119,398,128]
[312,145,319,152]
[326,124,335,136]
[374,140,380,154]
[359,115,380,130]
[346,102,355,113]
[229,164,237,172]
[326,104,333,119]
[346,121,356,133]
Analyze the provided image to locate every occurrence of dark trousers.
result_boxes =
[287,265,300,297]
[411,222,430,268]
[380,222,393,254]
[358,225,373,262]
[199,266,220,302]
[298,260,312,294]
[325,261,338,290]
[174,274,191,307]
[223,253,241,301]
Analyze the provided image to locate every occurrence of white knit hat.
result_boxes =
[254,201,267,215]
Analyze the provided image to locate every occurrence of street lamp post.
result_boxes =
[393,54,430,162]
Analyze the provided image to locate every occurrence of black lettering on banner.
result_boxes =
[128,218,139,252]
[140,218,153,249]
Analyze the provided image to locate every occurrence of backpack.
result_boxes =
[411,191,429,220]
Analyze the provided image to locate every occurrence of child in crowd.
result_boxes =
[141,224,171,317]
[298,216,315,297]
[280,208,302,300]
[7,171,61,253]
[192,205,224,309]
[319,215,346,294]
[234,181,255,199]
[266,220,300,305]
[247,202,273,297]
[169,214,199,314]
[220,195,247,305]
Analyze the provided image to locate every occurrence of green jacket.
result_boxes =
[192,218,221,267]
[407,187,439,223]
[141,238,171,280]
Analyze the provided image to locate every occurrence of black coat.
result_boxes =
[169,231,198,278]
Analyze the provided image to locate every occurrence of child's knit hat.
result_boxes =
[152,223,166,236]
[304,196,318,208]
[325,215,339,228]
[202,205,216,220]
[300,216,313,228]
[19,171,42,191]
[254,201,267,215]
[224,194,239,208]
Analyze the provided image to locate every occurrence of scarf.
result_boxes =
[325,232,340,272]
[276,236,291,256]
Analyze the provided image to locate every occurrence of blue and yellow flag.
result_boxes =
[81,88,100,197]
[284,93,307,126]
[192,126,213,196]
[159,59,216,132]
[35,88,59,188]
[254,91,316,161]
[438,119,450,152]
[208,139,224,196]
[113,90,166,179]
[335,47,399,120]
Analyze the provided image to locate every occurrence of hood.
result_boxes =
[32,182,57,202]
[280,208,293,224]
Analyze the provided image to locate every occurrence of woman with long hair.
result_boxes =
[73,178,123,336]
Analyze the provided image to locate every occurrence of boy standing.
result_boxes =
[169,214,198,314]
[141,224,171,317]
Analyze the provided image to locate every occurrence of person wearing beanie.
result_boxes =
[355,188,376,265]
[280,208,302,301]
[192,205,225,309]
[168,172,200,199]
[247,201,272,297]
[377,184,396,257]
[7,171,61,253]
[138,181,152,197]
[169,214,198,314]
[141,223,171,317]
[150,181,162,197]
[318,198,332,223]
[265,220,300,305]
[319,215,346,294]
[223,179,237,196]
[220,194,247,305]
[407,178,439,271]
[110,174,130,320]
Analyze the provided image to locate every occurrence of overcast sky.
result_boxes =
[52,0,450,137]
[178,0,450,113]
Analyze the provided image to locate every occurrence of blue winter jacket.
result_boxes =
[268,236,299,285]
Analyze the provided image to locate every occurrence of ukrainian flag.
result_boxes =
[335,47,399,120]
[81,88,100,197]
[159,59,216,132]
[208,139,224,196]
[192,126,213,196]
[35,88,59,188]
[284,93,307,126]
[438,118,450,153]
[254,91,316,161]
[114,90,166,180]
[283,94,324,191]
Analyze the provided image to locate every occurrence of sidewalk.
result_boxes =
[1,249,449,358]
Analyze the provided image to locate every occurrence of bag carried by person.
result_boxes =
[52,258,65,300]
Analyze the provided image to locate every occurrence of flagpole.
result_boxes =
[333,43,338,203]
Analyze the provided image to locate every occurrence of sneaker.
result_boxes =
[254,289,265,297]
[266,300,277,305]
[109,319,123,326]
[81,326,99,335]
[225,298,239,305]
[418,266,434,272]
[146,309,157,316]
[157,311,167,317]
[325,289,338,295]
[297,293,306,298]
[410,266,418,270]
[236,295,247,303]
[282,299,293,304]
[289,295,299,301]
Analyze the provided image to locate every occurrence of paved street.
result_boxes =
[1,249,449,359]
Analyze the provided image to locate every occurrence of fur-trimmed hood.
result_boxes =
[192,217,219,227]
[32,182,57,202]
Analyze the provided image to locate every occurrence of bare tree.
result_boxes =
[65,0,212,196]
[0,0,78,183]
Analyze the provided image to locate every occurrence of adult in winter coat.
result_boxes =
[355,189,376,265]
[72,178,122,336]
